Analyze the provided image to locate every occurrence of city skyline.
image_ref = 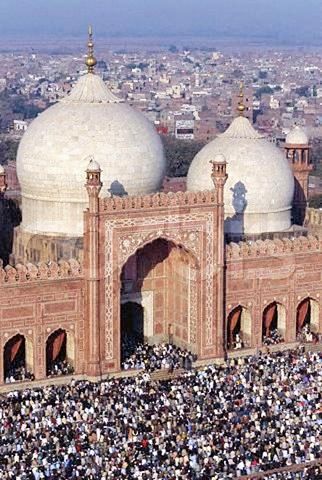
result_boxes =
[0,0,322,45]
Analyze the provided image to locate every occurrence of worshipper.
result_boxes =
[0,347,320,479]
[121,341,196,372]
[46,359,74,377]
[263,328,284,346]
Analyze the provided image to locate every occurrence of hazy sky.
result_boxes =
[0,0,322,44]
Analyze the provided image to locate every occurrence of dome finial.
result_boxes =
[85,24,97,74]
[237,82,246,116]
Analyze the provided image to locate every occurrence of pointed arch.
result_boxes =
[297,297,319,334]
[3,334,33,381]
[46,328,75,376]
[120,237,200,368]
[227,305,252,350]
[262,301,286,341]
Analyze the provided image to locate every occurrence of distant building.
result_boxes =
[13,120,28,132]
[175,115,194,140]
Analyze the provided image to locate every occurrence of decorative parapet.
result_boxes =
[226,235,320,260]
[102,190,217,212]
[0,259,82,284]
[306,207,322,226]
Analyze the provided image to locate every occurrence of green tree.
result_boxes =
[309,194,322,208]
[161,136,206,177]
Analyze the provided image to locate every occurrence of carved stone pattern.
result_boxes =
[226,235,320,260]
[0,259,82,284]
[118,228,202,267]
[189,265,198,345]
[104,212,215,360]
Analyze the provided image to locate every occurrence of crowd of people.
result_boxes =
[262,328,284,346]
[0,346,320,479]
[297,324,319,344]
[46,359,74,377]
[121,337,196,371]
[4,361,34,384]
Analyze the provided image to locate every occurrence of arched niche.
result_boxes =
[227,306,252,350]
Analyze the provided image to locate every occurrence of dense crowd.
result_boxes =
[46,359,74,377]
[263,328,284,346]
[121,338,196,371]
[0,346,320,479]
[4,361,34,384]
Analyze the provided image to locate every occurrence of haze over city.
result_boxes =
[0,0,322,45]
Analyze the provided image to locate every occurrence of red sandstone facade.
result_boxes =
[0,147,321,384]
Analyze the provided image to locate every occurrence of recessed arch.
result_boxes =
[120,236,200,367]
[297,297,319,335]
[46,328,75,377]
[3,334,33,382]
[262,301,286,342]
[227,305,252,350]
[119,234,200,273]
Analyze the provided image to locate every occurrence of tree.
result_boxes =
[254,86,274,99]
[161,136,206,177]
[309,194,322,208]
[295,86,310,98]
[0,138,19,165]
[168,45,178,53]
[259,70,268,79]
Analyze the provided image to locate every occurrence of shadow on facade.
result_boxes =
[293,177,306,226]
[0,197,21,266]
[225,181,247,242]
[108,180,128,197]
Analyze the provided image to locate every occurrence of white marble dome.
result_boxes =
[187,116,295,235]
[17,73,165,236]
[285,125,309,145]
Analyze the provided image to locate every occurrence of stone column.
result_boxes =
[84,158,102,377]
[210,154,228,357]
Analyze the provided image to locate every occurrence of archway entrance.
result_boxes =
[121,302,144,363]
[3,334,30,382]
[46,329,74,376]
[120,238,199,368]
[297,298,319,340]
[227,306,251,350]
[262,302,286,344]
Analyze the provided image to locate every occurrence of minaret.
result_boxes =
[284,126,312,225]
[84,157,102,377]
[85,25,97,74]
[0,165,7,196]
[237,82,246,116]
[210,154,228,357]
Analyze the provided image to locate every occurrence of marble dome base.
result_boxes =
[12,227,83,264]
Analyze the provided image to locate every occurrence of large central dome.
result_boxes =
[187,116,294,235]
[17,73,165,236]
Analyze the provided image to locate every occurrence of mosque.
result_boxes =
[0,29,321,384]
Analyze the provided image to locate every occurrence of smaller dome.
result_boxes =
[86,157,101,172]
[213,153,226,164]
[286,125,308,145]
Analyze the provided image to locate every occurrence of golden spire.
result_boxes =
[237,82,246,116]
[85,24,97,73]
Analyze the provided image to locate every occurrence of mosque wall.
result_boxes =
[0,260,84,383]
[226,235,322,347]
